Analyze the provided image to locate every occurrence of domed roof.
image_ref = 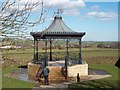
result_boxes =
[30,15,85,39]
[42,15,75,33]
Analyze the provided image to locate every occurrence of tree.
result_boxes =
[0,0,49,67]
[0,0,46,37]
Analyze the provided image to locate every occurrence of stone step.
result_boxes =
[49,74,62,76]
[49,77,65,79]
[49,75,64,77]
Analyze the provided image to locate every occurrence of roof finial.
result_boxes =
[57,9,60,15]
[54,8,64,15]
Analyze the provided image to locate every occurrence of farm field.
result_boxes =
[2,48,118,67]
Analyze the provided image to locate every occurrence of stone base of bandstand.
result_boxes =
[28,62,41,81]
[28,62,67,83]
[68,61,88,77]
[28,61,88,83]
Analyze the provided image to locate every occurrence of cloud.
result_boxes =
[19,0,39,3]
[63,9,80,15]
[44,0,85,8]
[90,5,101,11]
[44,0,85,15]
[86,5,117,21]
[87,11,118,20]
[4,0,85,15]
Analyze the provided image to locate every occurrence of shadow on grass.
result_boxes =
[18,65,28,69]
[68,79,120,90]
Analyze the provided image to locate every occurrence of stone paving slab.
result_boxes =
[32,82,70,90]
[88,75,112,80]
[33,74,112,89]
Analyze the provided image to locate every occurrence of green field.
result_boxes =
[68,64,120,89]
[2,64,119,88]
[1,47,119,88]
[2,48,118,67]
[2,66,34,88]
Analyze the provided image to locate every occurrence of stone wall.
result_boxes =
[28,62,65,82]
[68,63,88,77]
[47,66,66,83]
[28,62,88,82]
[28,62,41,81]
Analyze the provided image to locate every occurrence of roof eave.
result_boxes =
[30,32,85,39]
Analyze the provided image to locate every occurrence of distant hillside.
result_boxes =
[1,38,118,49]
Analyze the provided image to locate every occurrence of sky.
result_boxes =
[0,0,119,41]
[30,0,118,41]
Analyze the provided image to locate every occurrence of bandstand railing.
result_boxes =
[38,51,80,66]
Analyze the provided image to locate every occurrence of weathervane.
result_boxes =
[54,9,64,15]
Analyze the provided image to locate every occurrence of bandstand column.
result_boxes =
[33,38,39,63]
[50,39,52,61]
[65,39,69,79]
[45,39,48,67]
[36,39,39,63]
[45,39,47,54]
[79,38,82,64]
[33,38,36,61]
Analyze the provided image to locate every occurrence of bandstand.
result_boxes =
[28,15,88,82]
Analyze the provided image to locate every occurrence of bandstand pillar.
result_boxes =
[50,39,52,61]
[33,38,39,63]
[79,38,82,64]
[65,39,69,79]
[44,39,48,67]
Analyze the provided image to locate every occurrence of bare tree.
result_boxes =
[0,0,50,67]
[0,0,46,37]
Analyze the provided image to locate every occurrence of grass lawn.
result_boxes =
[2,65,35,89]
[2,64,119,89]
[2,48,119,89]
[68,64,120,89]
[2,77,34,88]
